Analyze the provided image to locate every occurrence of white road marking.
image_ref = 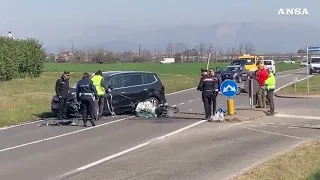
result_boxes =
[245,127,307,140]
[53,119,254,179]
[275,114,320,120]
[51,120,207,180]
[172,105,177,107]
[0,120,45,131]
[274,75,314,93]
[0,87,197,132]
[188,100,193,102]
[179,103,185,105]
[289,124,310,128]
[0,117,132,153]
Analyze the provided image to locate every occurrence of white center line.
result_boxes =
[0,117,132,153]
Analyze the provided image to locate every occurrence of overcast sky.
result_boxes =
[0,0,316,46]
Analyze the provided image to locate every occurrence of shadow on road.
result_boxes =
[33,112,55,119]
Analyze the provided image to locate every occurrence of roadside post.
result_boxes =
[244,79,260,108]
[220,80,238,115]
[306,46,320,93]
[293,77,298,93]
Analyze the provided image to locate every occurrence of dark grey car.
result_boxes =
[51,71,166,117]
[219,65,249,83]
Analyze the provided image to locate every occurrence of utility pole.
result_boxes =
[138,44,142,56]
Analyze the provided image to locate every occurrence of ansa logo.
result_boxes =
[277,8,309,15]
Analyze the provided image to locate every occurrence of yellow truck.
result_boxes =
[237,54,264,73]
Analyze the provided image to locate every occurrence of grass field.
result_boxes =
[278,75,320,95]
[234,140,320,180]
[0,62,301,127]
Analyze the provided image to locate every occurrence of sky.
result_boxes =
[0,0,317,47]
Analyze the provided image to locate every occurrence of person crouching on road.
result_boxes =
[76,72,98,127]
[197,69,220,121]
[265,69,276,116]
[91,70,110,120]
[256,64,268,108]
[55,71,70,120]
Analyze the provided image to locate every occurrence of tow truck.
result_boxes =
[237,54,265,75]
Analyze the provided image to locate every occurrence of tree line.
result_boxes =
[49,43,257,63]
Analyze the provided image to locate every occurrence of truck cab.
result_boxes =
[238,54,264,73]
[309,56,320,74]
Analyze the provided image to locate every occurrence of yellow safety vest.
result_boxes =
[91,75,105,96]
[265,73,276,90]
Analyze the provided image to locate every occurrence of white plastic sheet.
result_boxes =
[135,101,157,117]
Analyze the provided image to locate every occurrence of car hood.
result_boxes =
[53,88,76,98]
[311,63,320,67]
[221,71,237,75]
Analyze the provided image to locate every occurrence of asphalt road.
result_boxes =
[0,67,317,180]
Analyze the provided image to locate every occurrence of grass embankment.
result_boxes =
[234,141,320,180]
[0,62,300,127]
[279,75,320,95]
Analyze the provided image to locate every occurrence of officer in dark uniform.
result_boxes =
[55,71,70,120]
[76,72,98,127]
[209,68,221,117]
[197,68,220,120]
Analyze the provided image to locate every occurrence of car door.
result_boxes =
[239,66,248,80]
[122,74,149,105]
[106,75,128,112]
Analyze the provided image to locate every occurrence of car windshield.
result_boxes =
[232,60,247,65]
[225,66,239,71]
[71,75,110,88]
[264,61,272,65]
[311,58,320,63]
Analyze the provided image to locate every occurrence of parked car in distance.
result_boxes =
[51,71,166,117]
[301,59,308,66]
[218,65,249,83]
[262,59,276,74]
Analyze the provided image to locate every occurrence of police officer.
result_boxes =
[265,68,276,116]
[55,71,70,120]
[209,68,221,116]
[197,68,220,120]
[76,72,98,127]
[91,70,109,120]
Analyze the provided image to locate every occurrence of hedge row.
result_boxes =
[0,36,46,81]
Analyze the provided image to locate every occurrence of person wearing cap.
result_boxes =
[55,71,70,120]
[265,68,276,115]
[91,70,110,120]
[256,64,268,108]
[76,72,98,127]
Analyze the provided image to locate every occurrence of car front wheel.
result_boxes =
[146,97,160,106]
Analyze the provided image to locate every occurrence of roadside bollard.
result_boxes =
[227,98,235,115]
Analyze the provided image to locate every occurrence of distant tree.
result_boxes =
[297,49,306,54]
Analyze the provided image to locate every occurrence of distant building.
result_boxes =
[8,31,14,39]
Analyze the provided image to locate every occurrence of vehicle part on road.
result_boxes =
[39,119,79,127]
[106,93,116,116]
[156,103,180,118]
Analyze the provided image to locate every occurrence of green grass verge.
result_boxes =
[278,75,320,95]
[0,62,301,127]
[234,141,320,180]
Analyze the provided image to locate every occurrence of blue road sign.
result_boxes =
[220,79,238,98]
[308,47,320,52]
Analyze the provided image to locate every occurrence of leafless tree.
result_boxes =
[167,43,173,58]
[238,44,243,55]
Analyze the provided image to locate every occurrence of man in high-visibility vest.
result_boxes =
[265,68,275,116]
[91,70,109,120]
